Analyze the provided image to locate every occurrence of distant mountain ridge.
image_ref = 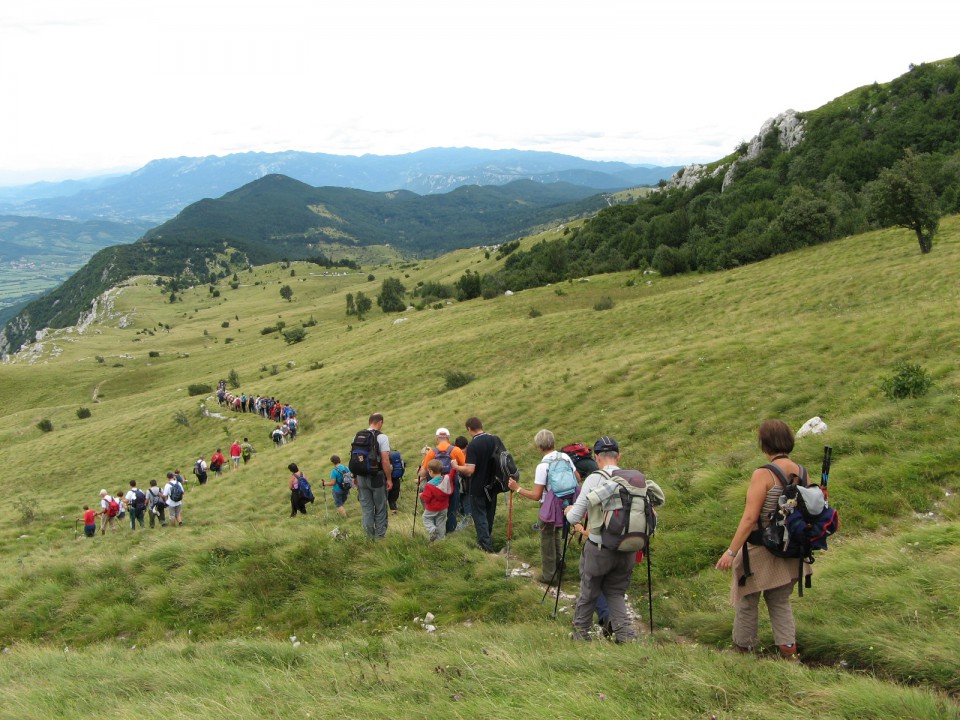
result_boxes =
[0,148,678,223]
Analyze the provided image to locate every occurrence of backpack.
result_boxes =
[348,429,381,476]
[485,435,518,499]
[297,474,315,502]
[193,461,207,480]
[562,443,599,479]
[132,488,147,511]
[588,469,665,553]
[433,446,456,475]
[106,497,120,517]
[543,455,578,498]
[389,451,406,480]
[242,445,252,460]
[334,465,355,490]
[561,442,591,459]
[169,481,184,502]
[743,464,839,596]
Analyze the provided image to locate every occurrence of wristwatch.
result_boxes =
[726,549,736,557]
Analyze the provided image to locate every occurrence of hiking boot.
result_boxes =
[600,619,614,638]
[777,643,799,661]
[733,643,752,654]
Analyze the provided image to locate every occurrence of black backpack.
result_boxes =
[132,488,147,511]
[349,429,381,476]
[484,435,518,500]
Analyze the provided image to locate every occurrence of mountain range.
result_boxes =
[0,148,678,223]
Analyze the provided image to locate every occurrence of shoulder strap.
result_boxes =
[763,463,791,488]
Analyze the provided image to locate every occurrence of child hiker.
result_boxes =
[419,458,452,541]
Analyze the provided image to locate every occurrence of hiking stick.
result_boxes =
[505,491,514,577]
[820,445,833,499]
[552,520,573,618]
[412,477,421,537]
[74,519,79,540]
[646,541,654,634]
[322,479,329,521]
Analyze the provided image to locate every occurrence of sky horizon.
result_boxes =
[1,0,958,186]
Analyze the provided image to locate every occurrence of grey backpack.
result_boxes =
[587,469,665,552]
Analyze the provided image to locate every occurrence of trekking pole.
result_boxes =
[552,520,573,619]
[505,490,514,577]
[541,522,573,603]
[74,519,79,540]
[322,479,329,521]
[646,541,654,634]
[412,477,422,538]
[820,446,833,499]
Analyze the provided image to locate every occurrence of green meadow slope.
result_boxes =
[0,219,957,718]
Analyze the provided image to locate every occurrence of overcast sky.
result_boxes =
[1,0,957,185]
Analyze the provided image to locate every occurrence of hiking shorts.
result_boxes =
[332,489,348,508]
[168,504,183,522]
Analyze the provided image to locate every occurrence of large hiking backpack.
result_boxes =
[193,461,207,481]
[543,455,578,498]
[298,474,315,502]
[743,464,839,596]
[485,435,518,499]
[389,451,406,480]
[169,482,184,503]
[132,488,147,511]
[106,497,120,517]
[433,446,456,475]
[588,469,665,552]
[348,429,381,476]
[562,442,599,479]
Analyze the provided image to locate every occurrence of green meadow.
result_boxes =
[0,218,958,718]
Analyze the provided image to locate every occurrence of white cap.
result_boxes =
[436,427,450,437]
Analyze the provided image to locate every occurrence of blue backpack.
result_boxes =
[297,474,315,502]
[433,446,455,475]
[389,451,406,480]
[544,455,578,498]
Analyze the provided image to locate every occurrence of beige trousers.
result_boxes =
[733,581,797,648]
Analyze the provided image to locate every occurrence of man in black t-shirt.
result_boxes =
[453,416,499,552]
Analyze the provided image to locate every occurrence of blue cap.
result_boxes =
[593,436,619,454]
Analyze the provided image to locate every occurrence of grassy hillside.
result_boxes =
[0,217,958,718]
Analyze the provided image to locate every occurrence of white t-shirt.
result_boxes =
[124,489,138,506]
[100,495,114,511]
[163,481,183,507]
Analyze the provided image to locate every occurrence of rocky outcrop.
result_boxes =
[664,110,806,193]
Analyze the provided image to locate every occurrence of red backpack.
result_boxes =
[106,497,120,517]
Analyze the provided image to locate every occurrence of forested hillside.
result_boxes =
[470,57,960,296]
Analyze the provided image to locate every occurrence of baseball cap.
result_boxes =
[593,436,620,454]
[436,427,450,437]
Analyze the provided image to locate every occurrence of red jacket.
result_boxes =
[420,480,450,511]
[230,443,241,458]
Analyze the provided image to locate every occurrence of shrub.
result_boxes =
[76,407,92,419]
[228,369,240,388]
[283,327,306,344]
[593,296,615,311]
[528,308,542,318]
[148,350,161,358]
[95,356,104,364]
[36,419,53,433]
[212,289,221,297]
[261,326,278,335]
[881,362,933,399]
[188,383,213,396]
[224,337,234,344]
[221,321,230,328]
[444,369,476,391]
[270,365,279,376]
[174,410,191,428]
[309,361,324,371]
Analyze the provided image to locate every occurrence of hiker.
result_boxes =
[79,505,97,537]
[98,490,119,534]
[420,459,452,541]
[386,449,405,515]
[287,462,310,516]
[272,425,285,447]
[453,417,503,553]
[148,478,168,528]
[350,413,393,538]
[509,429,580,584]
[419,428,466,534]
[210,448,226,476]
[173,469,186,486]
[564,436,665,643]
[115,490,127,521]
[124,480,147,530]
[454,435,471,530]
[286,416,298,441]
[193,456,208,485]
[715,419,812,660]
[230,440,242,469]
[325,455,353,518]
[164,472,185,526]
[241,437,256,464]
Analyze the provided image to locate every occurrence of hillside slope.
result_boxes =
[0,217,957,717]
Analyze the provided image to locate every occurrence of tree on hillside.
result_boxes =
[868,151,940,253]
[280,284,294,302]
[345,292,356,316]
[377,277,407,313]
[355,291,372,320]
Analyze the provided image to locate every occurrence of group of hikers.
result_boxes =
[215,379,300,446]
[284,413,831,651]
[79,471,188,535]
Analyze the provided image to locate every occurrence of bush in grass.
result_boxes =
[283,327,306,344]
[228,369,240,388]
[188,383,213,396]
[593,296,615,311]
[148,350,160,358]
[528,307,542,318]
[76,407,92,419]
[444,369,475,391]
[261,326,278,335]
[36,419,53,433]
[881,361,933,399]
